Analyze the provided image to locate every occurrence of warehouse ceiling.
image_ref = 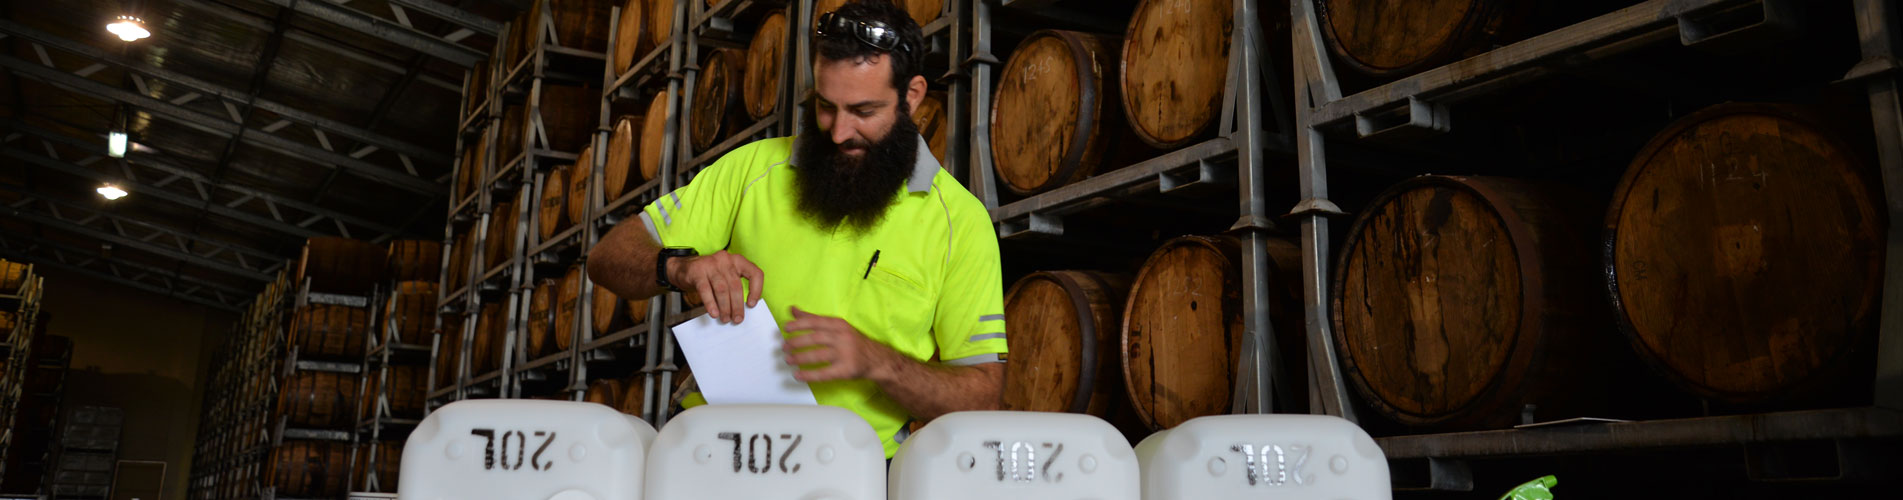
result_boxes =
[0,0,522,311]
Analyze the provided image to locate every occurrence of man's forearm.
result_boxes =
[587,218,666,300]
[871,357,1002,421]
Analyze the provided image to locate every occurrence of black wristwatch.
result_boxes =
[656,247,698,292]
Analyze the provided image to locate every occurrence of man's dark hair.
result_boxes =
[814,0,927,94]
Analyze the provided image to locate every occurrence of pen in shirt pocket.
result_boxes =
[862,250,880,279]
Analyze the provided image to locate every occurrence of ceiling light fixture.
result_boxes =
[108,131,128,158]
[107,15,149,42]
[97,184,129,201]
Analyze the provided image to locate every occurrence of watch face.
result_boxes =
[397,401,656,500]
[646,405,885,500]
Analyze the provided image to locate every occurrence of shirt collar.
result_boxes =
[788,134,940,194]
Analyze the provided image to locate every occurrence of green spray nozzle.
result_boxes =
[1497,475,1558,500]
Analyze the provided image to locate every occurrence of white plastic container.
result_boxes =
[397,400,657,500]
[888,411,1138,500]
[1132,414,1390,500]
[644,404,884,500]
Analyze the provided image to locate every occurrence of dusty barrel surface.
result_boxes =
[592,283,629,335]
[743,12,788,120]
[277,370,359,429]
[1002,271,1131,417]
[555,265,584,352]
[384,240,442,283]
[568,144,595,226]
[913,91,949,167]
[640,90,672,183]
[291,304,368,359]
[692,49,751,153]
[991,30,1131,195]
[386,281,439,345]
[540,166,569,240]
[1334,175,1617,428]
[435,314,465,386]
[1120,234,1305,429]
[613,0,649,75]
[269,440,350,498]
[1605,103,1883,405]
[528,279,556,358]
[605,115,642,201]
[484,195,520,271]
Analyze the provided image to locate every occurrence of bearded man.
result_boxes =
[585,0,1006,458]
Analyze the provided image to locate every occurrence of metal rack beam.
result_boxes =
[0,19,452,166]
[255,0,486,67]
[1850,0,1903,410]
[2,119,413,240]
[0,53,446,196]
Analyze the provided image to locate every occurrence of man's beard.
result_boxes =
[792,104,920,234]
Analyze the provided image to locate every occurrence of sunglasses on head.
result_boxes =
[815,12,913,59]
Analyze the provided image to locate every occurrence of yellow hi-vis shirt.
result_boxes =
[638,135,1008,457]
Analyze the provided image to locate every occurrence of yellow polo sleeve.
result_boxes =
[930,185,1009,365]
[640,143,759,252]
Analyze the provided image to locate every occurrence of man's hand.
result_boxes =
[781,306,905,383]
[670,250,764,324]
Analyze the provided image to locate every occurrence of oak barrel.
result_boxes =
[297,237,385,295]
[568,144,594,226]
[484,196,519,271]
[544,84,602,154]
[290,304,368,360]
[904,0,943,27]
[555,265,584,351]
[269,440,350,498]
[1121,0,1233,149]
[913,91,948,166]
[1314,0,1603,81]
[1122,235,1304,430]
[592,283,629,335]
[646,0,673,49]
[584,378,623,408]
[613,0,650,76]
[385,281,439,345]
[381,364,427,418]
[1606,103,1883,405]
[471,302,505,375]
[466,60,489,114]
[384,240,442,283]
[498,105,526,166]
[457,134,486,202]
[277,370,358,429]
[528,279,557,358]
[692,49,750,153]
[640,90,672,183]
[1334,175,1613,428]
[1,260,28,293]
[435,314,465,386]
[991,30,1133,195]
[743,12,787,120]
[627,297,651,325]
[604,115,642,201]
[446,230,475,291]
[540,166,569,240]
[617,375,646,416]
[532,0,615,53]
[354,440,403,492]
[1002,271,1131,417]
